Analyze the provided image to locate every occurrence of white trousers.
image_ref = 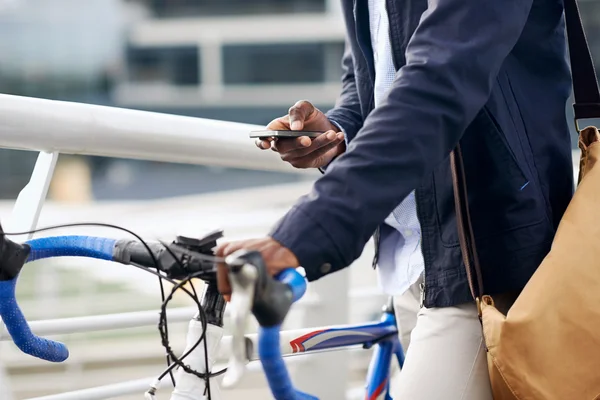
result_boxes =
[389,276,503,400]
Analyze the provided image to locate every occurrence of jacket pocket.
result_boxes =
[434,107,547,247]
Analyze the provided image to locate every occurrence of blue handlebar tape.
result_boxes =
[0,277,69,362]
[258,269,314,399]
[25,236,116,263]
[259,326,318,400]
[0,235,117,363]
[274,268,307,303]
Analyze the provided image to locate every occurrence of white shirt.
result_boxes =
[369,0,425,295]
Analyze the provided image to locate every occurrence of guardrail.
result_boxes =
[0,287,384,342]
[0,94,305,173]
[0,94,347,400]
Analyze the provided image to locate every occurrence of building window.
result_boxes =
[147,0,326,17]
[126,46,200,85]
[223,42,344,85]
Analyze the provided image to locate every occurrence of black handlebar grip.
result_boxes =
[0,224,30,281]
[229,250,294,327]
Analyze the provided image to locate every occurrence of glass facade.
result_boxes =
[223,42,344,84]
[126,45,200,85]
[124,41,344,87]
[0,0,124,198]
[0,0,123,102]
[144,0,326,17]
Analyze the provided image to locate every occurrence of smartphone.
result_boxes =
[249,130,323,139]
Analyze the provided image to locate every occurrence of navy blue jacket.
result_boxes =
[270,0,574,307]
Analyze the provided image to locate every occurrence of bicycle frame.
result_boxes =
[170,285,404,400]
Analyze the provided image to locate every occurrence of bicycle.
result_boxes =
[0,222,405,400]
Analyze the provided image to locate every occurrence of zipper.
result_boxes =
[419,278,425,308]
[372,227,380,269]
[415,188,426,308]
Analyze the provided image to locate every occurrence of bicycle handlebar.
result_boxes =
[0,224,316,399]
[26,236,117,262]
[0,225,220,363]
[0,235,124,362]
[0,276,69,362]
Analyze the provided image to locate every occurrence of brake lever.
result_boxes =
[221,251,257,388]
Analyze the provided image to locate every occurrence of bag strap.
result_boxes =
[450,0,600,302]
[450,146,484,301]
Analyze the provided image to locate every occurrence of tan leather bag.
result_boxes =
[450,1,600,398]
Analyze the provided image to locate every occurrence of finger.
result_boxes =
[214,241,228,257]
[297,130,341,153]
[255,137,273,150]
[271,136,311,153]
[260,116,291,150]
[266,116,291,130]
[216,262,232,301]
[215,241,252,302]
[218,239,265,259]
[214,244,231,300]
[219,241,244,258]
[281,131,343,161]
[288,100,315,131]
[288,138,344,168]
[214,238,273,301]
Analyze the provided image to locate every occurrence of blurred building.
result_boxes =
[0,0,125,103]
[3,0,600,199]
[1,0,341,200]
[114,0,345,124]
[0,0,127,199]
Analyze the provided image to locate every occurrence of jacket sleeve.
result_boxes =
[270,0,534,281]
[325,40,364,139]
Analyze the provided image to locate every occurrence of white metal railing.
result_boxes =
[0,286,383,342]
[0,307,197,340]
[25,357,320,400]
[0,94,351,400]
[0,94,307,173]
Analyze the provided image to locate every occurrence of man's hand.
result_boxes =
[215,237,299,302]
[258,100,346,169]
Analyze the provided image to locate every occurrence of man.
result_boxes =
[217,0,574,397]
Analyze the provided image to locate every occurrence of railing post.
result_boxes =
[295,269,350,398]
[7,151,60,318]
[6,151,59,239]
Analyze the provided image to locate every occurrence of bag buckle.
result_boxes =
[477,295,495,318]
[575,117,581,135]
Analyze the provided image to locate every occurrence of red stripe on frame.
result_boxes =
[366,377,388,400]
[289,329,327,353]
